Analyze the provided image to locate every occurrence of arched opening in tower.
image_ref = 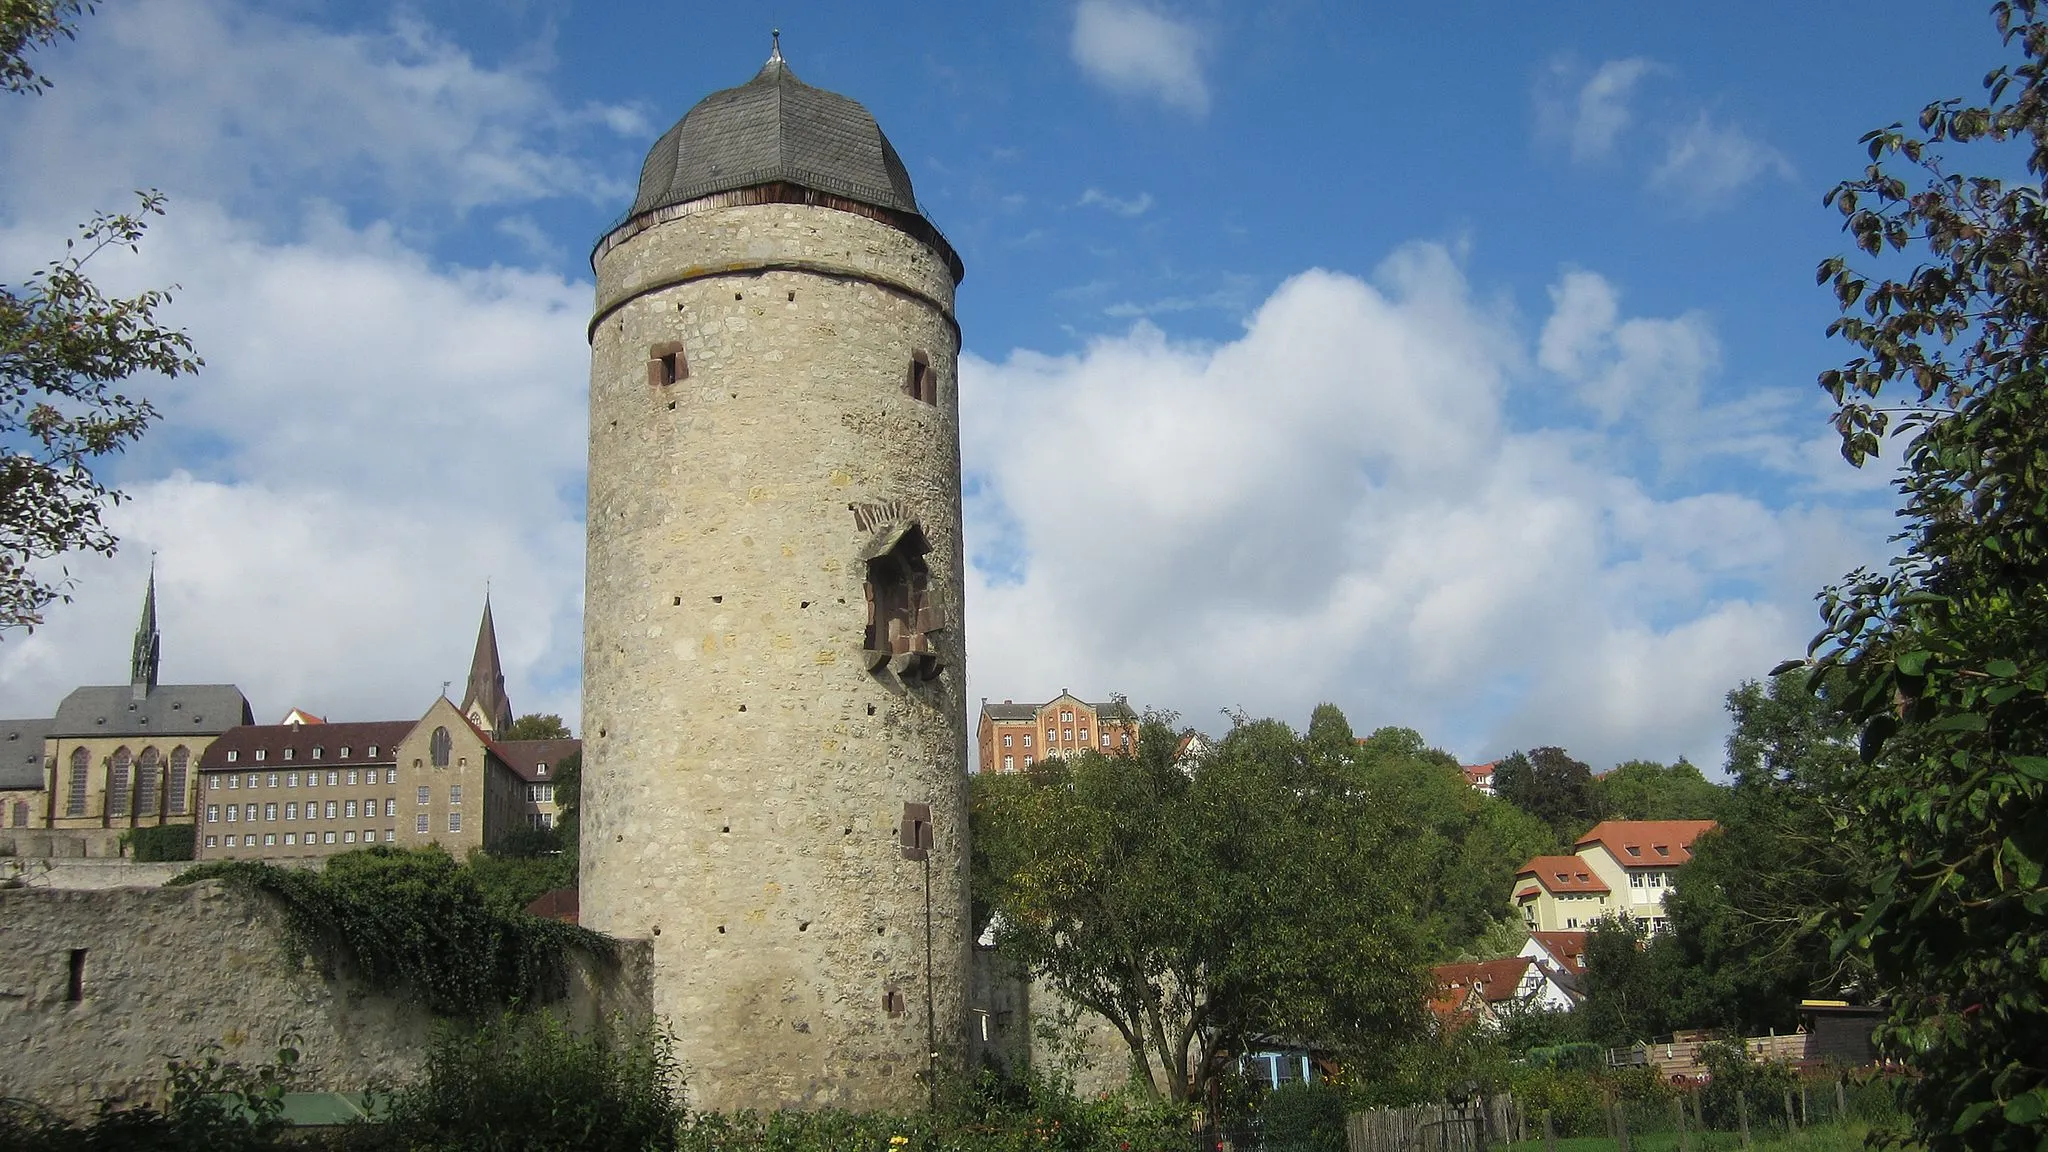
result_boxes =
[862,522,945,682]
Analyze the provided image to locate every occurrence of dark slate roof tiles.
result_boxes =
[51,685,253,739]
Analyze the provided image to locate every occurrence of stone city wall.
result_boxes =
[0,881,649,1118]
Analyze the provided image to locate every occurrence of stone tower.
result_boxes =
[579,43,969,1111]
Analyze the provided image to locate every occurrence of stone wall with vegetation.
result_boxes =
[0,880,646,1117]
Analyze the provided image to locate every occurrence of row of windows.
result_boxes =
[204,786,462,823]
[225,744,376,764]
[212,768,398,790]
[63,746,191,818]
[204,811,461,849]
[526,782,553,803]
[999,729,1132,751]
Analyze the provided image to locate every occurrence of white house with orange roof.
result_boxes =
[1573,819,1717,934]
[1513,854,1614,930]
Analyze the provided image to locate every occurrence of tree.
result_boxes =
[506,713,571,741]
[1805,4,2048,1145]
[1592,759,1729,822]
[1651,672,1874,1036]
[1492,747,1599,840]
[973,709,1428,1103]
[1,1,199,630]
[1576,915,1678,1048]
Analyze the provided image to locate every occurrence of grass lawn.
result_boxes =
[1497,1121,1879,1152]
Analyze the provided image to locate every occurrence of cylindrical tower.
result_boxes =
[579,46,970,1112]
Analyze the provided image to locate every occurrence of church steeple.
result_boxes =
[130,562,160,700]
[459,594,513,738]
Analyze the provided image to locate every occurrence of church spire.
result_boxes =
[130,560,160,700]
[460,593,513,738]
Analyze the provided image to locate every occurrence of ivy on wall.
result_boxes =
[173,846,611,1017]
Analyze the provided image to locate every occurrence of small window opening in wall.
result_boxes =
[899,802,933,861]
[862,523,946,682]
[905,352,935,405]
[787,291,796,302]
[647,342,686,388]
[673,596,682,606]
[866,704,876,716]
[66,949,85,1001]
[884,987,907,1017]
[734,292,743,301]
[711,595,722,603]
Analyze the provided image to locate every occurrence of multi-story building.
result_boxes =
[495,738,579,831]
[195,697,527,860]
[0,571,254,832]
[976,691,1140,773]
[193,599,537,860]
[1512,819,1716,934]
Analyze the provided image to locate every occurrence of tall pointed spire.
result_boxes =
[460,593,513,738]
[130,559,160,700]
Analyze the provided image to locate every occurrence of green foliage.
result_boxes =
[1,0,90,95]
[973,708,1428,1103]
[1696,1041,1798,1131]
[1492,748,1598,841]
[1592,760,1729,823]
[505,714,571,741]
[464,846,574,917]
[173,846,609,1017]
[361,1013,681,1152]
[1358,746,1557,959]
[551,750,580,851]
[125,821,194,861]
[674,1072,1192,1152]
[1577,916,1679,1048]
[1344,1021,1513,1110]
[0,1039,301,1151]
[1494,1004,1588,1056]
[1806,5,2048,1148]
[1260,1084,1348,1152]
[1508,1067,1609,1137]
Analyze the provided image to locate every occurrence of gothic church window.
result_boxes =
[108,748,132,818]
[431,727,452,767]
[67,747,88,816]
[136,748,160,817]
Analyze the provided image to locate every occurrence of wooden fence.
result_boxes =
[1347,1096,1518,1152]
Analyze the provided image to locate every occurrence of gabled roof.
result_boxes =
[980,701,1037,722]
[1575,819,1718,867]
[1432,957,1536,1005]
[491,738,580,783]
[1526,930,1591,975]
[0,718,50,789]
[1463,761,1496,784]
[1516,855,1611,895]
[51,684,253,739]
[198,721,416,771]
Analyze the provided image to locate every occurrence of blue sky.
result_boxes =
[0,1,2003,771]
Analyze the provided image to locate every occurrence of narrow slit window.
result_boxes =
[66,949,86,1002]
[648,342,687,388]
[906,352,935,405]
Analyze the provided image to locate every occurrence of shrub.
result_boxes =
[365,1012,682,1152]
[1509,1067,1608,1137]
[0,1040,300,1151]
[127,822,195,862]
[1696,1041,1796,1131]
[1261,1083,1348,1152]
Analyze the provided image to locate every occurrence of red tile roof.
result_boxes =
[1528,930,1591,975]
[1432,957,1535,1004]
[1575,820,1718,867]
[524,887,578,924]
[1463,761,1496,785]
[197,720,416,771]
[1516,855,1611,895]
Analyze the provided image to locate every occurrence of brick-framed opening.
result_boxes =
[905,351,935,405]
[648,341,687,389]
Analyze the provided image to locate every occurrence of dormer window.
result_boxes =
[1625,845,1641,857]
[254,750,266,762]
[340,747,350,758]
[312,747,323,760]
[282,748,293,761]
[367,745,377,757]
[537,763,548,777]
[226,751,238,763]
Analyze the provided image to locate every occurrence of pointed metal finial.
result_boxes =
[769,28,783,64]
[442,680,452,699]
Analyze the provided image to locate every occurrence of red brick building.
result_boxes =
[976,691,1140,773]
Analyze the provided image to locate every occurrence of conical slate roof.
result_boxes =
[631,50,920,219]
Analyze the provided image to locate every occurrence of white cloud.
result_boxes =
[962,251,1881,772]
[1538,57,1657,162]
[1539,268,1718,428]
[1648,112,1796,212]
[1078,188,1155,217]
[1070,1,1210,115]
[0,205,590,728]
[0,0,644,223]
